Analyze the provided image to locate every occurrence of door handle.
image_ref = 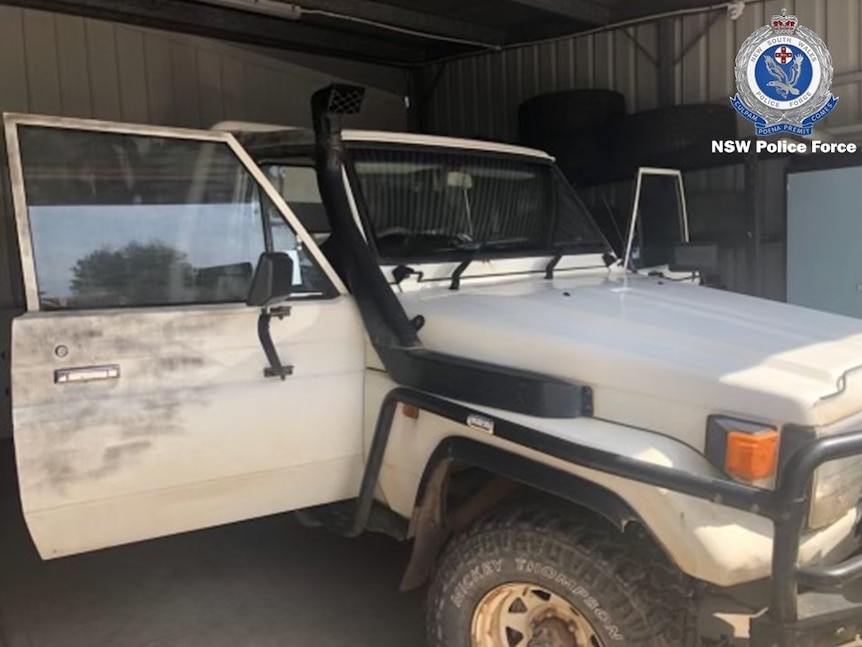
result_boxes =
[55,364,120,384]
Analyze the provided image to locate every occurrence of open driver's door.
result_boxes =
[5,115,366,559]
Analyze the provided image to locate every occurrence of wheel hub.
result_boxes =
[527,614,579,647]
[471,583,604,647]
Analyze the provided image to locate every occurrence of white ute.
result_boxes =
[3,84,862,647]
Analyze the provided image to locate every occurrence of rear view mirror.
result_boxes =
[669,242,719,274]
[247,252,294,307]
[446,171,473,189]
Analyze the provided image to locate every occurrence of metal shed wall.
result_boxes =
[0,4,410,440]
[425,0,860,303]
[0,5,408,131]
[426,0,862,142]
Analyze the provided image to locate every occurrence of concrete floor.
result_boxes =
[1,438,857,647]
[0,442,425,647]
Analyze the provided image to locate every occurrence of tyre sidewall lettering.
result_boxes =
[513,557,623,641]
[445,555,625,642]
[449,558,503,609]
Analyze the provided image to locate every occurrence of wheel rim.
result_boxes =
[470,583,605,647]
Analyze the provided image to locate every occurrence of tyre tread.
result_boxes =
[426,504,699,647]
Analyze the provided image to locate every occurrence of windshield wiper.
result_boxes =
[445,239,528,290]
[449,241,483,291]
[447,239,613,288]
[545,243,617,279]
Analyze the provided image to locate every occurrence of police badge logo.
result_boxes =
[731,8,838,136]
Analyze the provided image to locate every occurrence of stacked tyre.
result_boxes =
[517,89,627,147]
[612,104,739,171]
[517,89,627,186]
[517,90,739,185]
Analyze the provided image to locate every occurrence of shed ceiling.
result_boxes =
[1,0,732,67]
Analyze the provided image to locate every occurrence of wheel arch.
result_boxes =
[399,435,657,591]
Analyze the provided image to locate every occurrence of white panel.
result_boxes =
[787,168,862,319]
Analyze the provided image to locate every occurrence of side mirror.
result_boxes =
[668,242,719,275]
[247,252,294,307]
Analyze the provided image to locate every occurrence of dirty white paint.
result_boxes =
[6,116,367,558]
[369,364,862,588]
[13,302,366,558]
[7,116,862,597]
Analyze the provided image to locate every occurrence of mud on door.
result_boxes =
[4,116,366,558]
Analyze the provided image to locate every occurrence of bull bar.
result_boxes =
[748,428,862,646]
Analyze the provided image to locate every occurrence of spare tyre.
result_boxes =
[614,104,738,169]
[518,89,626,146]
[547,125,642,186]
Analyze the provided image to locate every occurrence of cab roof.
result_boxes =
[211,121,553,161]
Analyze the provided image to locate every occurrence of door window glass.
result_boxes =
[263,164,331,242]
[16,127,329,310]
[629,174,686,270]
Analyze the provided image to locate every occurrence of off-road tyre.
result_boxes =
[549,130,628,186]
[518,89,627,146]
[426,505,699,647]
[614,104,738,169]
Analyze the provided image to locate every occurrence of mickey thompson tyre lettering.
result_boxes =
[426,505,699,647]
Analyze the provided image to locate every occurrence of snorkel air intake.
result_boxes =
[310,84,592,418]
[312,84,421,349]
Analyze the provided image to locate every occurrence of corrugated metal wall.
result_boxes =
[0,5,409,440]
[0,5,408,131]
[426,0,862,302]
[427,0,862,141]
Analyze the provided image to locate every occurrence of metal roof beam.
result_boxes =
[613,0,722,23]
[284,0,505,47]
[506,0,610,25]
[2,0,424,66]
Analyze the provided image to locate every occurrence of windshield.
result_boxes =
[348,146,610,261]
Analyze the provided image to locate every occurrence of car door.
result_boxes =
[5,115,366,559]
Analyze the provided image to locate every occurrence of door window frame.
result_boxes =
[623,166,690,272]
[3,114,348,313]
